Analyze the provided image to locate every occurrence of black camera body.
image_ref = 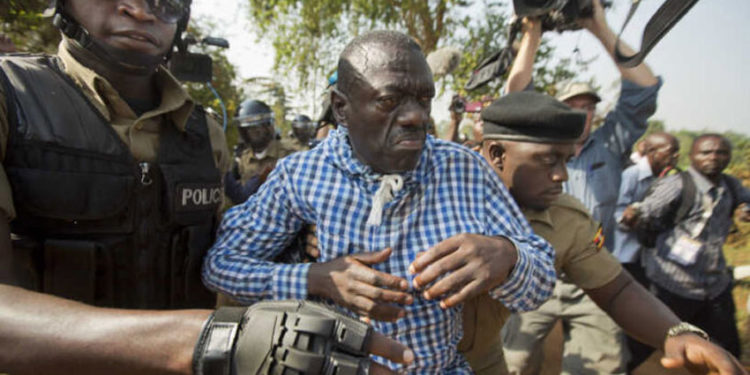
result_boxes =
[513,0,608,32]
[449,96,466,114]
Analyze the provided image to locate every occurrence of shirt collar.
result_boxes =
[687,166,726,194]
[57,38,194,131]
[323,126,431,187]
[635,157,654,181]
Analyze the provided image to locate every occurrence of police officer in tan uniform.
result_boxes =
[459,92,743,375]
[0,0,230,309]
[225,99,295,204]
[285,114,317,151]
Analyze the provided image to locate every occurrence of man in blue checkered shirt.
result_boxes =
[202,31,556,373]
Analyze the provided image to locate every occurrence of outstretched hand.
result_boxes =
[307,248,413,321]
[662,334,747,375]
[409,234,518,309]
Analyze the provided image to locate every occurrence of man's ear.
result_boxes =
[488,142,506,170]
[331,89,348,126]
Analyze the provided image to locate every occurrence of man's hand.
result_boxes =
[662,334,746,375]
[408,234,518,309]
[308,248,413,322]
[304,224,321,258]
[520,16,542,37]
[197,301,416,375]
[620,204,641,228]
[577,0,608,37]
[737,204,750,223]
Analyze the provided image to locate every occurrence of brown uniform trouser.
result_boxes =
[502,280,627,375]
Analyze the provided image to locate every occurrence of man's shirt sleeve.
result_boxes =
[615,167,639,224]
[635,174,683,233]
[595,78,662,160]
[480,164,556,312]
[202,161,309,303]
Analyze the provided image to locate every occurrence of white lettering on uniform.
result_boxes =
[181,186,222,207]
[192,189,203,205]
[182,189,193,206]
[211,187,222,204]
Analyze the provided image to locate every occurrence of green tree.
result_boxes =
[244,0,585,101]
[1,0,60,53]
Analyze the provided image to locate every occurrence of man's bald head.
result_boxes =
[644,132,679,153]
[337,31,425,97]
[643,132,680,175]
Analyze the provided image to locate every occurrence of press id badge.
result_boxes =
[668,236,703,266]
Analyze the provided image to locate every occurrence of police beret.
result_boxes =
[481,91,586,143]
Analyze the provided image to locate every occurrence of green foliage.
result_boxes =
[1,0,60,53]
[244,0,585,104]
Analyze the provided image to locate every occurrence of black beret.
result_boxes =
[481,91,586,143]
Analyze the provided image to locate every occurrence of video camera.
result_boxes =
[449,95,466,115]
[168,35,229,83]
[513,0,611,33]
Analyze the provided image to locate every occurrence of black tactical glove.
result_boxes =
[193,300,373,375]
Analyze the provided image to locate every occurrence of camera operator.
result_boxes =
[502,0,661,373]
[441,95,467,143]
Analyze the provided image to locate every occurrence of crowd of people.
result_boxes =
[0,0,749,374]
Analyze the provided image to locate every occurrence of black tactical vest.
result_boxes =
[1,55,222,309]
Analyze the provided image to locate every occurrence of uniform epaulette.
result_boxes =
[551,193,592,219]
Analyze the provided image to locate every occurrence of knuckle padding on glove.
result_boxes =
[234,300,373,375]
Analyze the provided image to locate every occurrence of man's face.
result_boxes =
[240,123,275,152]
[563,95,597,144]
[482,141,574,210]
[334,45,435,174]
[690,136,731,179]
[66,0,178,58]
[647,137,679,175]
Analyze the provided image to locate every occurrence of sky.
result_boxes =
[192,0,750,136]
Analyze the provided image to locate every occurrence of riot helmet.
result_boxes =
[235,99,276,152]
[46,0,191,75]
[291,114,315,144]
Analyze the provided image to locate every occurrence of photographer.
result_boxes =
[441,94,467,143]
[502,0,662,373]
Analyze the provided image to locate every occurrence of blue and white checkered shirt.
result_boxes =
[203,127,555,373]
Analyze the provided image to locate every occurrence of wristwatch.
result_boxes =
[666,322,710,341]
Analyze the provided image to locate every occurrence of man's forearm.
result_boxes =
[506,28,542,93]
[0,284,210,375]
[588,272,679,349]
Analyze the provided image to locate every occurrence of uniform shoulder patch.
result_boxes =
[551,193,591,219]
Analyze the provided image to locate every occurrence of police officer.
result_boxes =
[224,99,294,204]
[459,92,743,375]
[286,114,317,151]
[0,0,230,309]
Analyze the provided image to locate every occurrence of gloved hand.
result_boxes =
[193,300,413,375]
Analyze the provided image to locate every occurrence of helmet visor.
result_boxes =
[236,112,275,128]
[148,0,189,24]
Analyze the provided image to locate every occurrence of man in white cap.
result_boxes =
[503,0,662,373]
